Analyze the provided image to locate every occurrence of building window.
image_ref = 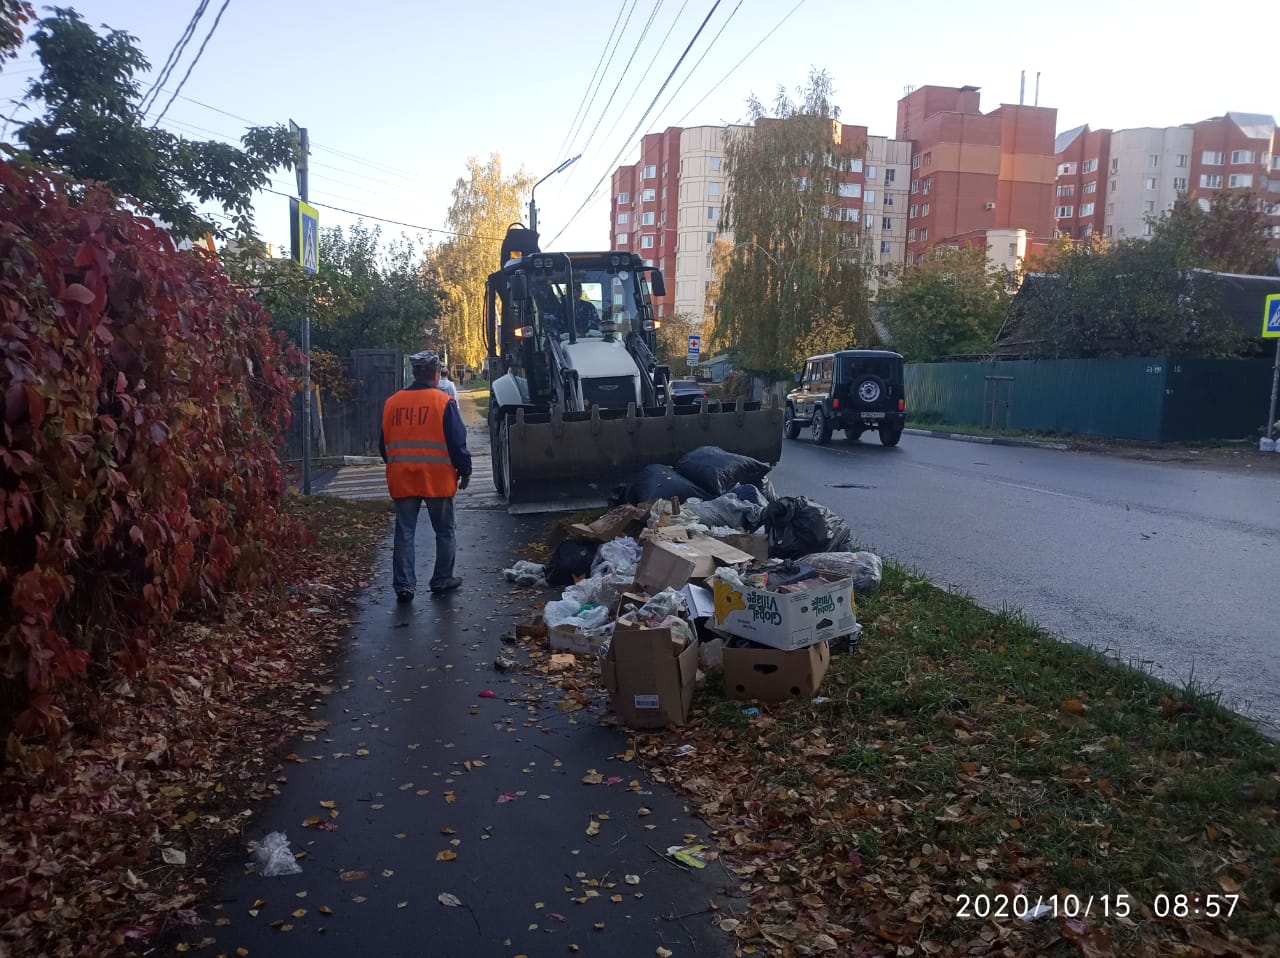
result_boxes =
[1083,158,1098,173]
[1176,154,1188,168]
[907,228,917,242]
[910,179,919,194]
[883,216,893,231]
[885,168,896,183]
[617,191,630,204]
[1143,222,1154,237]
[1145,177,1157,190]
[1105,225,1113,237]
[922,177,932,194]
[866,164,877,180]
[643,164,657,178]
[662,162,667,176]
[1057,161,1076,176]
[1149,154,1160,168]
[1228,173,1254,188]
[908,204,918,218]
[1055,205,1074,218]
[838,182,862,198]
[1107,203,1115,215]
[641,188,656,202]
[641,211,655,225]
[1080,202,1095,216]
[864,189,877,205]
[662,186,667,199]
[705,253,712,269]
[864,213,875,229]
[923,152,932,166]
[1201,151,1224,165]
[1143,200,1155,213]
[911,154,920,169]
[640,235,654,249]
[616,232,628,245]
[709,156,721,171]
[849,158,864,173]
[1198,197,1212,212]
[1056,184,1076,197]
[884,195,894,207]
[708,181,722,196]
[835,207,860,222]
[880,240,891,255]
[617,212,629,225]
[922,203,930,217]
[1231,150,1255,165]
[1200,174,1223,188]
[1110,179,1117,193]
[920,228,928,241]
[706,231,715,245]
[1172,177,1187,192]
[1110,158,1119,173]
[1083,181,1097,194]
[708,206,719,221]
[1273,155,1280,170]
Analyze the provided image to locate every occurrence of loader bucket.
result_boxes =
[495,398,783,514]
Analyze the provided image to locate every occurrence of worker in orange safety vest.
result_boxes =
[380,350,472,600]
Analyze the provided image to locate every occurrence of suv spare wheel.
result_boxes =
[855,375,885,406]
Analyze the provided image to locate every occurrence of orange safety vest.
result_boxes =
[381,387,458,499]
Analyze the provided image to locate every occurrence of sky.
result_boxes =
[1,0,1275,258]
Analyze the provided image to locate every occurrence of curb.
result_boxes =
[904,428,1071,451]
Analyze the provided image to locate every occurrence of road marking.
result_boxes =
[979,477,1091,503]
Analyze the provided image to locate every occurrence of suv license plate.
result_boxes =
[864,412,886,419]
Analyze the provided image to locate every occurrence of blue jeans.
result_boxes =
[392,496,456,592]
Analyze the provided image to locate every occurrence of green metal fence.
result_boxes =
[906,358,1275,441]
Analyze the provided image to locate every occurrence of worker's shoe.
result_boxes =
[395,590,414,603]
[430,577,463,594]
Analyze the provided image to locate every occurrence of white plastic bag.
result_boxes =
[503,560,546,588]
[592,536,643,578]
[544,598,612,631]
[563,573,633,610]
[799,551,883,595]
[249,831,303,877]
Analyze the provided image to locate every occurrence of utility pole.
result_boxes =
[291,120,314,495]
[529,155,581,234]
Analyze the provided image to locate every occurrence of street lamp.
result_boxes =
[529,154,581,234]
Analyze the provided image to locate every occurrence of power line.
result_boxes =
[548,0,723,246]
[673,0,807,126]
[152,0,233,126]
[141,0,209,114]
[554,0,629,161]
[654,0,743,121]
[555,0,664,198]
[260,187,505,242]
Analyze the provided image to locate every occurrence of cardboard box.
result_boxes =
[711,572,856,651]
[635,536,755,592]
[719,533,769,562]
[724,641,830,701]
[567,505,647,543]
[549,624,610,656]
[601,619,699,729]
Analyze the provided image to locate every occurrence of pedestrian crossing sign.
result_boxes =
[1265,294,1280,339]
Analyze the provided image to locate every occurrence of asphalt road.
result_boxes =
[769,433,1280,732]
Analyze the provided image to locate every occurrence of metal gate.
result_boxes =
[983,375,1014,429]
[350,349,404,456]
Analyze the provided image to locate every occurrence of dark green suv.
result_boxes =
[784,350,906,446]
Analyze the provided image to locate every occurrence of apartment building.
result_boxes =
[1103,127,1194,241]
[896,85,1057,266]
[609,127,681,317]
[1188,112,1280,247]
[1053,125,1110,239]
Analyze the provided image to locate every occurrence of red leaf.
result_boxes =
[61,283,95,304]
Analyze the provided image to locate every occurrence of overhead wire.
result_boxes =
[552,0,666,199]
[140,0,209,114]
[673,0,807,126]
[554,0,629,161]
[152,0,233,126]
[653,0,743,121]
[548,0,723,246]
[259,187,505,241]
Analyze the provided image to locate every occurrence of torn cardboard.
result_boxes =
[724,641,830,701]
[549,625,610,656]
[635,536,754,592]
[711,572,855,651]
[601,621,698,729]
[567,504,647,543]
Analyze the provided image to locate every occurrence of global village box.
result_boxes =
[710,571,855,651]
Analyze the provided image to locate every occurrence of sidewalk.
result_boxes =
[188,501,730,957]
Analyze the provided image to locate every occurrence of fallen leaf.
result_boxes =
[1219,874,1240,893]
[586,820,601,837]
[440,827,456,835]
[436,850,457,861]
[624,874,640,885]
[657,948,673,957]
[340,870,368,882]
[381,869,394,878]
[637,807,651,817]
[319,905,333,915]
[610,894,623,903]
[439,892,462,907]
[162,847,187,865]
[1060,698,1087,714]
[397,901,408,909]
[319,800,336,809]
[291,908,306,918]
[498,791,519,803]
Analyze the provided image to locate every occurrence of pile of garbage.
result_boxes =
[502,446,883,729]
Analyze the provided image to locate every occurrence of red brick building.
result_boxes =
[609,127,682,317]
[1052,125,1111,239]
[1187,112,1280,250]
[896,85,1057,266]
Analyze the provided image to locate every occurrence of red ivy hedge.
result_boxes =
[0,161,306,741]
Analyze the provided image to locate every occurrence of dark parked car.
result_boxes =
[784,350,906,446]
[667,379,708,406]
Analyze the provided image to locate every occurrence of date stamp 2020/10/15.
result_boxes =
[954,892,1241,921]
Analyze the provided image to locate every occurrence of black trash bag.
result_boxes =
[763,496,853,559]
[728,483,769,528]
[673,446,771,497]
[545,538,599,587]
[609,464,710,506]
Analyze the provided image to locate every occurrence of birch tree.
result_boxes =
[712,69,872,380]
[434,155,533,368]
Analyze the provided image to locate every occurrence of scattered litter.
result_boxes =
[812,696,831,705]
[764,496,853,558]
[592,536,643,578]
[477,690,497,699]
[742,707,760,718]
[674,445,771,497]
[497,792,519,804]
[438,892,462,907]
[800,551,883,594]
[161,847,187,866]
[671,745,696,757]
[249,831,303,877]
[493,655,518,672]
[503,560,546,588]
[667,844,711,868]
[547,653,577,670]
[1019,903,1053,921]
